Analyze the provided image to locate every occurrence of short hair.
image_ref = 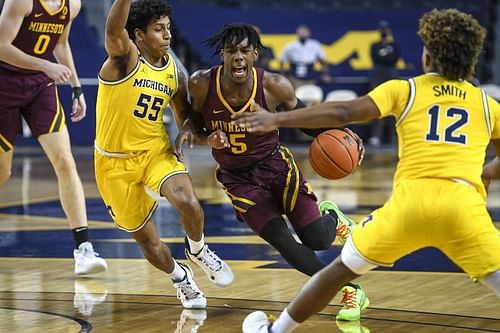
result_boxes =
[125,0,172,41]
[204,23,264,57]
[418,8,486,81]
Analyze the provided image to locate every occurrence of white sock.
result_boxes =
[168,260,186,281]
[480,270,500,297]
[270,308,300,333]
[187,234,205,254]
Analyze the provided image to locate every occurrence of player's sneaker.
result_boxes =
[242,311,275,333]
[319,200,356,245]
[74,241,108,275]
[336,320,371,333]
[336,284,370,321]
[172,263,207,309]
[185,238,234,287]
[175,309,207,333]
[73,279,108,316]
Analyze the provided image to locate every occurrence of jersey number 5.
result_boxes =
[133,93,164,121]
[425,105,468,144]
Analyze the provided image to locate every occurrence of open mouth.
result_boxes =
[232,66,246,78]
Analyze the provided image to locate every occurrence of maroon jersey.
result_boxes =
[0,0,70,73]
[202,66,279,170]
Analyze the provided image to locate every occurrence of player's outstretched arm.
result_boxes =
[233,96,380,133]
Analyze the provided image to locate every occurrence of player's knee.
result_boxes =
[137,235,162,255]
[50,153,76,176]
[174,196,203,216]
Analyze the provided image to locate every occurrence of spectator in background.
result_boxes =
[252,25,275,72]
[367,20,400,146]
[280,24,332,89]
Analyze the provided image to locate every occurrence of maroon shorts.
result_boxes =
[216,144,321,234]
[0,68,65,152]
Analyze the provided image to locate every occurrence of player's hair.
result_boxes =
[204,23,264,57]
[125,0,172,41]
[418,8,486,81]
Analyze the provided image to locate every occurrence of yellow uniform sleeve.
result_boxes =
[368,79,410,119]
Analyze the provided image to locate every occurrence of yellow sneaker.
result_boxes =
[336,284,370,321]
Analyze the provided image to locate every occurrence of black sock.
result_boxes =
[72,227,89,249]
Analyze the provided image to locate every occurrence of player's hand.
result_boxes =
[231,101,278,133]
[44,62,72,83]
[71,87,86,122]
[344,127,365,166]
[207,130,230,150]
[175,124,197,161]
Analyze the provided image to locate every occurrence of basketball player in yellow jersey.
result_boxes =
[235,9,500,333]
[95,0,233,309]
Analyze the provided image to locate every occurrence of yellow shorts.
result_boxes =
[352,178,500,279]
[94,144,187,232]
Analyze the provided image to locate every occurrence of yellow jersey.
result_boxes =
[369,73,500,198]
[95,54,178,152]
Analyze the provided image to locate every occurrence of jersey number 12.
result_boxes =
[425,105,468,144]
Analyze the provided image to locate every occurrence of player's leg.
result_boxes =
[243,237,376,333]
[25,82,106,274]
[94,151,205,308]
[435,181,500,297]
[150,150,233,287]
[286,191,367,320]
[287,191,336,250]
[260,216,327,276]
[0,149,14,186]
[39,129,107,274]
[132,218,206,308]
[38,128,87,230]
[0,71,22,186]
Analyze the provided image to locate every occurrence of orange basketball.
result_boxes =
[309,129,361,179]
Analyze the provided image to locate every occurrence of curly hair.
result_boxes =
[418,8,486,81]
[125,0,172,41]
[204,23,264,57]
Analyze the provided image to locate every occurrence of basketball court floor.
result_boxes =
[0,144,499,332]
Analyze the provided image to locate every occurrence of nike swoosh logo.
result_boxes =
[213,109,225,114]
[34,13,43,18]
[47,82,54,87]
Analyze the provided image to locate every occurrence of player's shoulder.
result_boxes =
[263,71,292,90]
[68,0,82,18]
[189,68,212,85]
[189,68,212,98]
[3,0,32,16]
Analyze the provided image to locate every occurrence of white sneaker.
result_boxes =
[185,239,234,287]
[73,280,108,316]
[175,309,207,333]
[173,263,207,309]
[74,242,108,275]
[242,311,273,333]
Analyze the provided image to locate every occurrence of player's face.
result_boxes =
[141,16,171,58]
[221,38,258,84]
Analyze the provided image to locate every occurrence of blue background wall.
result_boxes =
[14,3,488,147]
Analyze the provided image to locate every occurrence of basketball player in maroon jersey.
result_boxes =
[0,0,107,275]
[175,23,368,321]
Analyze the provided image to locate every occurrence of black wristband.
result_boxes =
[72,86,83,100]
